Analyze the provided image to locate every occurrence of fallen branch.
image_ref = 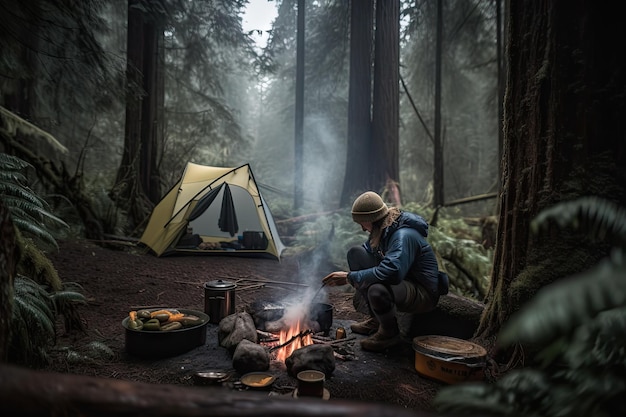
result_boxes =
[237,284,266,291]
[312,336,356,345]
[330,336,356,344]
[237,278,309,287]
[256,329,277,339]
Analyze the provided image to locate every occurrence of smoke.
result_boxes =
[301,113,346,212]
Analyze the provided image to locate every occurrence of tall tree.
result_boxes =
[371,0,400,201]
[294,0,305,211]
[112,0,165,230]
[341,0,374,206]
[433,0,444,207]
[0,0,125,239]
[477,0,626,360]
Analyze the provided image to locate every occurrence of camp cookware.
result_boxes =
[296,370,325,397]
[122,308,209,358]
[193,370,230,385]
[240,372,276,389]
[412,335,487,384]
[310,302,333,335]
[204,279,237,324]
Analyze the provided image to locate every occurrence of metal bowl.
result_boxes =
[122,308,210,358]
[193,370,230,385]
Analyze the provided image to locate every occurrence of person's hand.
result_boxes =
[322,271,349,287]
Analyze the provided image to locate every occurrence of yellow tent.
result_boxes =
[140,163,285,260]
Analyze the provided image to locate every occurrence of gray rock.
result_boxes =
[218,312,258,352]
[285,344,335,378]
[232,339,270,374]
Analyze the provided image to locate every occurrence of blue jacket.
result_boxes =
[348,212,440,298]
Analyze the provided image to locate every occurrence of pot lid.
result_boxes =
[413,335,487,365]
[204,279,237,290]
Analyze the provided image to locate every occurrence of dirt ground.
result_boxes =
[44,238,445,413]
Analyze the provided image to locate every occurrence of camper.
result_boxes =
[140,163,285,260]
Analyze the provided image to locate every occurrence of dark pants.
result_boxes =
[347,246,436,326]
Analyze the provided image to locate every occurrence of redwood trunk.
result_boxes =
[341,0,374,206]
[371,0,400,197]
[478,0,626,342]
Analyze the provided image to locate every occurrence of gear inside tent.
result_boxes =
[139,163,285,260]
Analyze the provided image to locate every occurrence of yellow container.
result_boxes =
[412,335,487,384]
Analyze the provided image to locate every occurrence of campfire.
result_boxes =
[274,323,313,361]
[248,293,336,362]
[266,305,316,361]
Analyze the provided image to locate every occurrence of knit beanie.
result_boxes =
[351,191,389,223]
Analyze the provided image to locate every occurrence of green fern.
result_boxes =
[9,275,57,367]
[434,197,626,417]
[0,153,68,250]
[498,249,626,350]
[531,196,626,248]
[9,275,87,367]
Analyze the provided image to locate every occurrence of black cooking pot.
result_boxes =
[122,308,209,358]
[310,302,333,335]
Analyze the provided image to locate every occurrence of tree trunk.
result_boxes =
[433,0,444,208]
[0,364,430,417]
[112,0,164,233]
[140,19,163,206]
[371,0,400,200]
[294,0,305,211]
[341,0,374,207]
[477,0,626,355]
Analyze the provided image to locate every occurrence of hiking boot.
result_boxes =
[360,329,402,352]
[350,317,379,335]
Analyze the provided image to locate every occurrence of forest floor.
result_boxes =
[43,238,452,414]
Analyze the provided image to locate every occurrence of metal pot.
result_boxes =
[310,302,333,335]
[204,279,237,324]
[122,308,209,358]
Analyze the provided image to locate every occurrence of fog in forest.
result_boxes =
[0,0,500,221]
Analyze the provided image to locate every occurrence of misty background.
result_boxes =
[0,0,499,223]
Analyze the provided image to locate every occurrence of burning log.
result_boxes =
[269,329,313,353]
[256,329,279,342]
[265,317,320,334]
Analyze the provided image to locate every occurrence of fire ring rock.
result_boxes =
[285,344,335,378]
[232,339,270,374]
[218,312,258,352]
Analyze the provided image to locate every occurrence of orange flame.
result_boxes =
[274,315,313,362]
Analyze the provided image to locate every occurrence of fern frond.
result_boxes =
[9,276,58,366]
[0,152,31,170]
[563,306,626,368]
[51,290,87,306]
[0,169,29,183]
[499,252,626,348]
[11,217,61,250]
[531,196,626,248]
[0,152,66,249]
[435,370,551,417]
[0,187,46,208]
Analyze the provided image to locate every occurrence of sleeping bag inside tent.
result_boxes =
[139,163,285,260]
